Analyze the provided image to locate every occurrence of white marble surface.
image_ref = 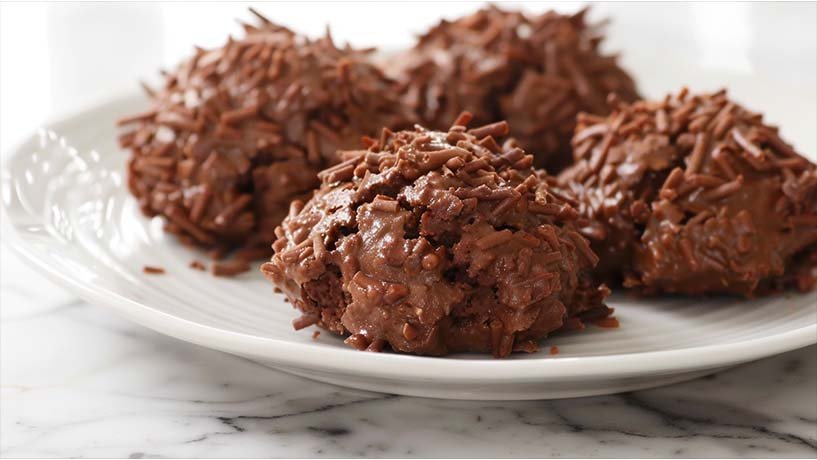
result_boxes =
[1,244,816,458]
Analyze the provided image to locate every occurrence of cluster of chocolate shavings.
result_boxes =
[389,6,639,171]
[560,88,817,296]
[118,9,411,263]
[262,115,609,357]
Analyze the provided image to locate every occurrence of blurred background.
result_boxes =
[1,1,816,157]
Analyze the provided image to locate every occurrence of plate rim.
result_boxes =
[2,93,816,384]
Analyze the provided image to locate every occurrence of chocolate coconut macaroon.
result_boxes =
[390,6,639,172]
[262,116,610,357]
[118,10,411,264]
[560,88,817,297]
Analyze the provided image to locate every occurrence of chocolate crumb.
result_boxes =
[594,317,620,328]
[344,334,369,351]
[143,265,165,275]
[212,259,251,277]
[189,260,206,271]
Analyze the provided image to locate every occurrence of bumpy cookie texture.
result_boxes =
[118,10,410,260]
[262,118,610,357]
[389,6,639,171]
[560,88,817,297]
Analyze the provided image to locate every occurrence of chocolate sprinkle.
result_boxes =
[189,260,206,271]
[143,265,165,275]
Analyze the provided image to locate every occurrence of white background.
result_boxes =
[2,2,816,158]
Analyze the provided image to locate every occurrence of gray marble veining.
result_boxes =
[1,245,815,458]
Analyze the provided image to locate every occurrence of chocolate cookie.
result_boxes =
[390,6,639,171]
[560,88,817,296]
[118,10,411,260]
[262,116,610,357]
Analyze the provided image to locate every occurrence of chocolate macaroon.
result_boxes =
[118,10,411,260]
[390,6,639,171]
[560,88,817,297]
[262,116,610,357]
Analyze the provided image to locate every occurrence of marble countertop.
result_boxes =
[1,246,815,458]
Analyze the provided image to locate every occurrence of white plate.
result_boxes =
[3,3,817,399]
[3,93,816,400]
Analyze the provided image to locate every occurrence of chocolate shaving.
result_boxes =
[468,121,509,139]
[143,265,165,275]
[293,314,319,330]
[212,259,251,277]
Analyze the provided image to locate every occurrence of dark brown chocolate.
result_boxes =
[389,6,639,172]
[559,88,817,297]
[142,265,165,275]
[262,117,610,357]
[118,10,412,261]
